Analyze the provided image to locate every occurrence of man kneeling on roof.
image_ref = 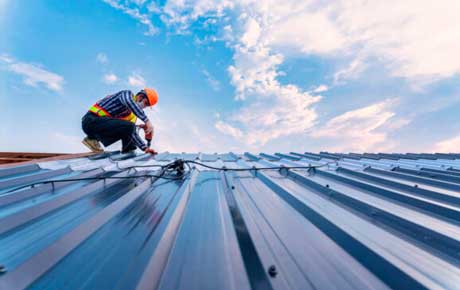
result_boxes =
[81,88,158,155]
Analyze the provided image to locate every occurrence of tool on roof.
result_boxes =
[138,124,153,148]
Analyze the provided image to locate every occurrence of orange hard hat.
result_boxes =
[141,88,158,107]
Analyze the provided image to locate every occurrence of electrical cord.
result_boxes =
[3,160,186,194]
[2,173,185,194]
[182,160,337,171]
[3,159,337,194]
[118,159,337,171]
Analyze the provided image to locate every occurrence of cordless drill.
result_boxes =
[138,124,153,148]
[145,130,153,148]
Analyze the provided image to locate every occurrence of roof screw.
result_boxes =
[268,265,277,277]
[325,184,330,188]
[231,185,235,190]
[414,184,418,188]
[0,265,6,274]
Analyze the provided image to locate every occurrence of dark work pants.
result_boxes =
[82,112,137,153]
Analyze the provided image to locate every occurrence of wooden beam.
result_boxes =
[0,152,97,168]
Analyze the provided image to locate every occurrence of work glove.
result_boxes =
[144,148,157,155]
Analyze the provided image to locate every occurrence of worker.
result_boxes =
[81,88,158,154]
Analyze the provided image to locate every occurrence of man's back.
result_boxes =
[96,90,146,121]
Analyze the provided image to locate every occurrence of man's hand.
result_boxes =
[144,120,153,135]
[144,148,157,155]
[138,123,153,136]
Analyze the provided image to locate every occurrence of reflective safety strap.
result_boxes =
[89,104,137,123]
[122,112,137,123]
[89,104,111,117]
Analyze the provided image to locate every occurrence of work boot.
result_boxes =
[82,137,103,153]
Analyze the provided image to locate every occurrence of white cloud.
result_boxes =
[310,99,399,152]
[434,136,460,153]
[0,54,13,63]
[202,69,220,91]
[130,2,338,147]
[222,45,321,146]
[147,2,161,13]
[103,73,118,84]
[161,0,233,31]
[227,45,284,101]
[104,0,460,150]
[96,53,108,64]
[128,73,146,87]
[240,17,261,48]
[266,6,346,55]
[131,0,147,6]
[333,0,460,80]
[218,12,322,146]
[312,85,328,93]
[215,120,243,139]
[103,0,158,35]
[379,117,411,131]
[158,0,460,81]
[222,88,320,146]
[333,56,366,84]
[1,55,64,91]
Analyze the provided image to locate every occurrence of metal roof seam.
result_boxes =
[1,152,460,289]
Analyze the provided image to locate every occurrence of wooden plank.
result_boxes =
[0,152,97,168]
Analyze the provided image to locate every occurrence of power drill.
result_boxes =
[145,130,153,148]
[138,124,153,148]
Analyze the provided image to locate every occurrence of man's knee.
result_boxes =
[108,121,134,142]
[120,121,135,135]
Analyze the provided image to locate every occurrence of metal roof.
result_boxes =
[0,151,459,290]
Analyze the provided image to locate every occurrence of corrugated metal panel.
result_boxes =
[0,152,460,290]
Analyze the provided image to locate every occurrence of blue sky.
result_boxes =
[1,0,460,153]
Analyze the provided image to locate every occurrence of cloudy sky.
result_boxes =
[1,0,460,153]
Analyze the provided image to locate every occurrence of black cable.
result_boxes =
[3,160,187,194]
[183,160,336,171]
[3,158,336,194]
[116,159,336,173]
[3,173,186,194]
[118,164,165,170]
[120,159,336,172]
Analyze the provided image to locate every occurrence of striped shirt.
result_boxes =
[96,90,149,150]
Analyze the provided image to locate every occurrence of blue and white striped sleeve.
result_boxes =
[132,130,147,151]
[120,90,149,122]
